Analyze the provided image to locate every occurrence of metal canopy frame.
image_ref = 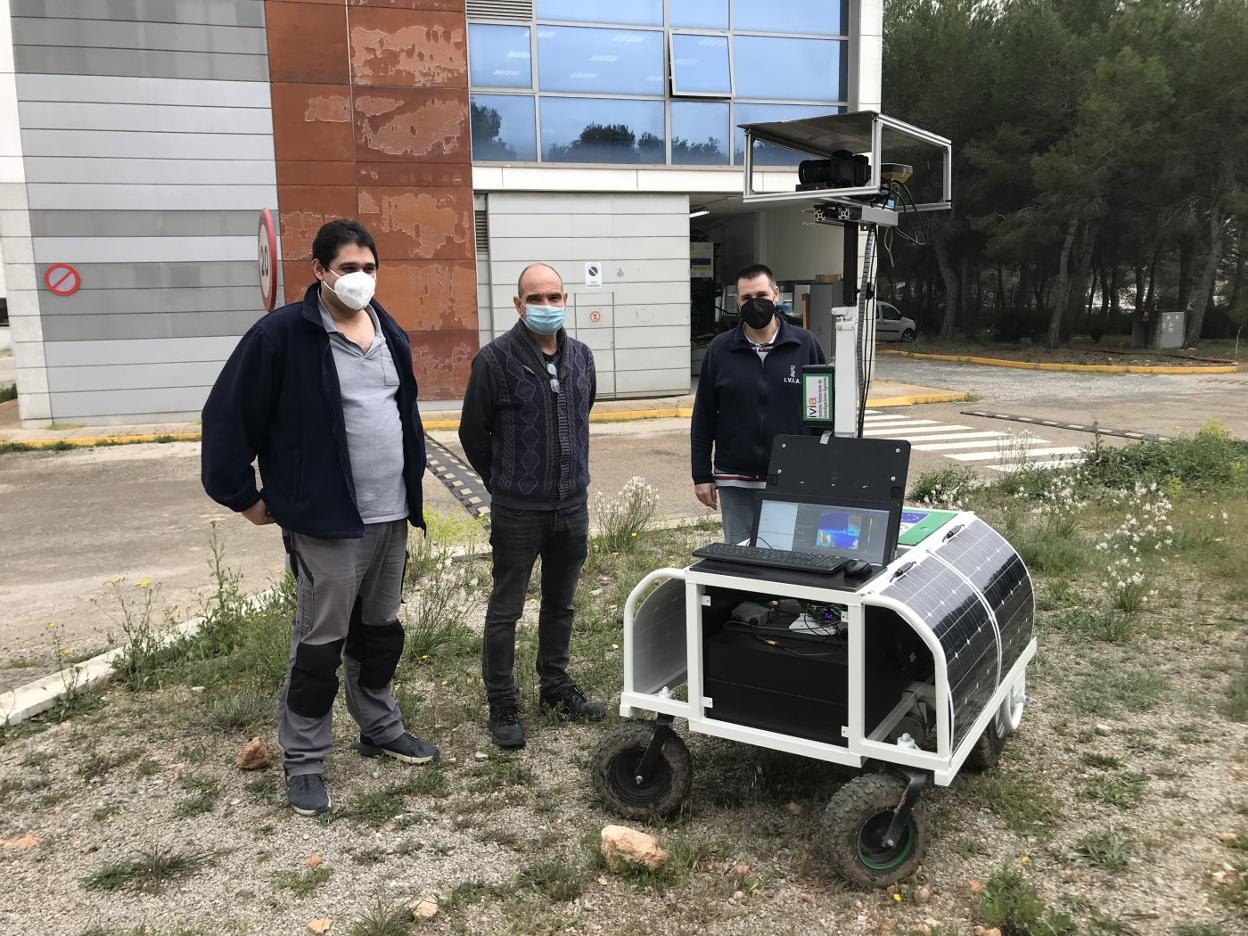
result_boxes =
[740,110,953,210]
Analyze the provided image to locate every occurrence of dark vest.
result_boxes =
[478,321,594,508]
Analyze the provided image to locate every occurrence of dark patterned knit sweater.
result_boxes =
[458,320,596,510]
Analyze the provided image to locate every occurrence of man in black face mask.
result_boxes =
[690,263,827,545]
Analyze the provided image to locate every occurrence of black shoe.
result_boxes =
[489,702,526,749]
[540,683,606,721]
[286,773,331,816]
[359,732,440,765]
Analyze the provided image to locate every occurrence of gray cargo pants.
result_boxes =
[278,520,409,777]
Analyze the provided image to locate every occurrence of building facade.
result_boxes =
[0,0,881,426]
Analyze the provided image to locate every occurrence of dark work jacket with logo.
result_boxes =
[201,283,427,538]
[690,317,827,484]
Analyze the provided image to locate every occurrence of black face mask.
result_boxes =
[740,297,776,330]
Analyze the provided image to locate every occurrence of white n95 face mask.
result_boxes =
[327,270,376,311]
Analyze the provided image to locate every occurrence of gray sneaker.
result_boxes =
[359,732,440,764]
[287,773,331,816]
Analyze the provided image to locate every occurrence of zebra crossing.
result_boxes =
[859,410,1086,473]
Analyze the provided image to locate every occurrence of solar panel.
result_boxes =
[933,518,1034,675]
[880,558,999,747]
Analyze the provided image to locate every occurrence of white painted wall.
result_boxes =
[483,192,691,398]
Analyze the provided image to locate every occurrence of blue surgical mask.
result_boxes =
[523,304,565,335]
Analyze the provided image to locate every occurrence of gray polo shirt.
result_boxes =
[319,297,409,525]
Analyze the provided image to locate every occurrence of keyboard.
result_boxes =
[692,543,848,574]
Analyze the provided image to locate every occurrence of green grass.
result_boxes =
[1041,607,1134,643]
[271,866,331,896]
[1081,423,1248,493]
[907,465,979,505]
[346,900,414,936]
[1013,530,1085,576]
[76,747,142,779]
[1080,771,1149,810]
[1070,668,1168,717]
[345,767,449,826]
[173,774,221,818]
[978,867,1076,935]
[1225,646,1248,722]
[961,771,1063,838]
[0,384,17,404]
[517,858,586,902]
[82,846,215,894]
[1069,829,1133,870]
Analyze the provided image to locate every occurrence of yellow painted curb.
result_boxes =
[871,391,972,407]
[4,431,202,449]
[425,407,696,431]
[879,348,1239,375]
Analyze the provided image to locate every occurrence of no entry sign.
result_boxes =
[43,263,81,297]
[258,208,278,312]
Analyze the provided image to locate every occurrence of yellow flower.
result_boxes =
[136,578,152,589]
[631,532,638,538]
[891,892,902,902]
[1020,855,1031,864]
[61,648,72,655]
[47,621,57,629]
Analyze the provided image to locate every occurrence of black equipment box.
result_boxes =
[703,621,851,746]
[702,612,926,747]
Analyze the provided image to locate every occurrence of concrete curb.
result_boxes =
[5,390,971,446]
[879,348,1240,375]
[0,518,723,728]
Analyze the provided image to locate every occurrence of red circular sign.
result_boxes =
[589,310,602,323]
[258,208,278,312]
[43,263,81,296]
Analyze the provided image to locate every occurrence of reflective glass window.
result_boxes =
[731,0,847,35]
[733,101,840,164]
[468,25,532,89]
[470,94,537,162]
[732,35,845,101]
[540,97,666,164]
[537,26,665,96]
[671,101,729,165]
[671,0,729,29]
[536,0,662,26]
[671,34,731,96]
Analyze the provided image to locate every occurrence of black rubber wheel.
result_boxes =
[592,721,692,819]
[965,714,1009,773]
[822,773,929,887]
[900,328,917,342]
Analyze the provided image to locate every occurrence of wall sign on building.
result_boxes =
[585,263,603,288]
[258,209,278,314]
[43,264,81,297]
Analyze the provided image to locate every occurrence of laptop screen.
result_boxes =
[754,498,893,564]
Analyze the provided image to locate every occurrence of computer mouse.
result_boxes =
[844,559,873,578]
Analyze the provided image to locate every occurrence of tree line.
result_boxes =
[881,0,1248,347]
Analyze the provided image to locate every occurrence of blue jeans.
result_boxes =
[482,503,589,706]
[718,486,758,545]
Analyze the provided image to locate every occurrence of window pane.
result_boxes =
[671,34,730,95]
[537,26,665,96]
[671,101,729,165]
[671,0,729,28]
[469,25,531,89]
[732,36,845,101]
[733,102,840,165]
[732,0,847,35]
[536,0,662,26]
[541,97,665,164]
[471,94,537,162]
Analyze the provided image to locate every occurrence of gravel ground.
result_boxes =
[2,515,1246,935]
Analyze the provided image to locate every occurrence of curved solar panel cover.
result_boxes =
[879,558,998,748]
[931,518,1034,677]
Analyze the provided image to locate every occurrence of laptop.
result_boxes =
[692,435,910,577]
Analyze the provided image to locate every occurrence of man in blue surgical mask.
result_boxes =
[459,262,602,749]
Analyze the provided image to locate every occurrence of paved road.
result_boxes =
[2,357,1243,692]
[875,357,1248,438]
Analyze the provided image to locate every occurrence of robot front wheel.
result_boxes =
[822,772,930,887]
[592,719,693,819]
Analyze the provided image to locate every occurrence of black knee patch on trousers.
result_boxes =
[287,638,345,718]
[348,619,405,689]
